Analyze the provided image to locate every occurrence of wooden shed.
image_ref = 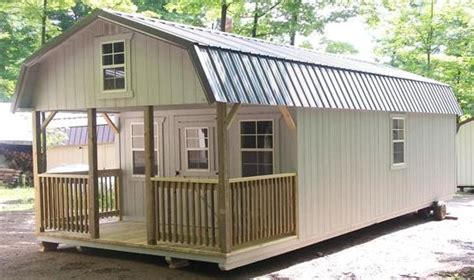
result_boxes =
[12,9,461,270]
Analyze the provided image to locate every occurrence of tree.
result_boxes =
[375,1,473,116]
[324,40,359,55]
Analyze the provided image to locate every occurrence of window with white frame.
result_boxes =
[101,41,126,91]
[131,123,158,175]
[391,117,405,166]
[240,120,274,177]
[185,127,209,170]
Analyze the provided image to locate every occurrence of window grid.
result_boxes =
[101,40,126,91]
[131,123,159,176]
[392,117,405,166]
[185,127,210,171]
[240,120,274,177]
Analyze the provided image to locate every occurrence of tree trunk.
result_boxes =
[426,0,434,72]
[251,2,259,37]
[41,0,47,45]
[289,0,301,46]
[220,0,227,32]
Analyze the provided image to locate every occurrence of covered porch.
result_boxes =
[32,104,298,265]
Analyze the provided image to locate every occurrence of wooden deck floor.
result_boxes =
[99,221,147,245]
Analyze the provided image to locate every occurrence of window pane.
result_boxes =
[132,124,144,136]
[104,68,115,78]
[104,79,114,90]
[114,53,124,64]
[394,152,404,164]
[392,130,404,140]
[242,164,258,177]
[102,54,113,65]
[186,139,198,148]
[257,121,273,134]
[393,119,404,129]
[132,136,144,149]
[186,128,197,138]
[241,135,256,148]
[259,164,273,175]
[241,122,256,134]
[102,43,113,54]
[198,128,208,138]
[115,78,125,89]
[115,67,125,78]
[242,151,257,164]
[257,135,273,148]
[114,42,124,53]
[133,151,145,175]
[258,151,273,164]
[393,142,404,153]
[187,150,208,169]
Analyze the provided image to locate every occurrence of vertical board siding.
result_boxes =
[297,109,456,239]
[32,20,207,111]
[119,106,297,221]
[457,121,474,186]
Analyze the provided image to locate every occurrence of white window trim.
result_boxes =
[94,33,134,99]
[391,115,406,170]
[184,127,211,172]
[130,122,159,177]
[239,119,275,176]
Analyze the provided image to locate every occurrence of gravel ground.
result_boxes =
[0,192,473,279]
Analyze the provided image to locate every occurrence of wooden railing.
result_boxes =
[151,173,297,250]
[39,173,90,233]
[98,169,121,218]
[38,169,121,234]
[230,173,297,247]
[151,177,219,248]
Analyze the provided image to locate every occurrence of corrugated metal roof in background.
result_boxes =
[65,125,115,146]
[106,10,461,115]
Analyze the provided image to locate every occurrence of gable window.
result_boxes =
[95,33,133,99]
[101,41,126,91]
[131,123,158,175]
[391,117,405,167]
[241,120,273,177]
[185,127,209,170]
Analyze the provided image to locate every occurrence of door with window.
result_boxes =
[177,121,216,177]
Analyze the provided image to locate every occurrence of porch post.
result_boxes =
[217,102,232,253]
[32,111,44,233]
[87,108,99,239]
[144,106,157,245]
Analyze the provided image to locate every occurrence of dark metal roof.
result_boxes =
[105,10,461,115]
[12,9,462,115]
[65,125,115,146]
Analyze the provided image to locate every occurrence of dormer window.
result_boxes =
[95,33,133,99]
[102,41,125,91]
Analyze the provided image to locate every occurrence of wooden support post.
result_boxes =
[278,106,296,130]
[32,111,44,233]
[87,108,99,239]
[102,113,120,134]
[144,106,157,245]
[225,103,241,130]
[217,102,232,253]
[40,112,47,171]
[40,111,58,132]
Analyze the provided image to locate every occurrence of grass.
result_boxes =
[0,186,34,212]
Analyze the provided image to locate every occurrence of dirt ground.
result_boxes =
[1,192,473,279]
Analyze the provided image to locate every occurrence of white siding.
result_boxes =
[32,20,207,111]
[296,108,456,240]
[119,106,297,221]
[457,121,474,186]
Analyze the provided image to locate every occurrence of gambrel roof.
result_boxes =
[12,9,462,114]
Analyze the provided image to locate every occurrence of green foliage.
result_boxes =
[375,1,473,115]
[324,40,359,55]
